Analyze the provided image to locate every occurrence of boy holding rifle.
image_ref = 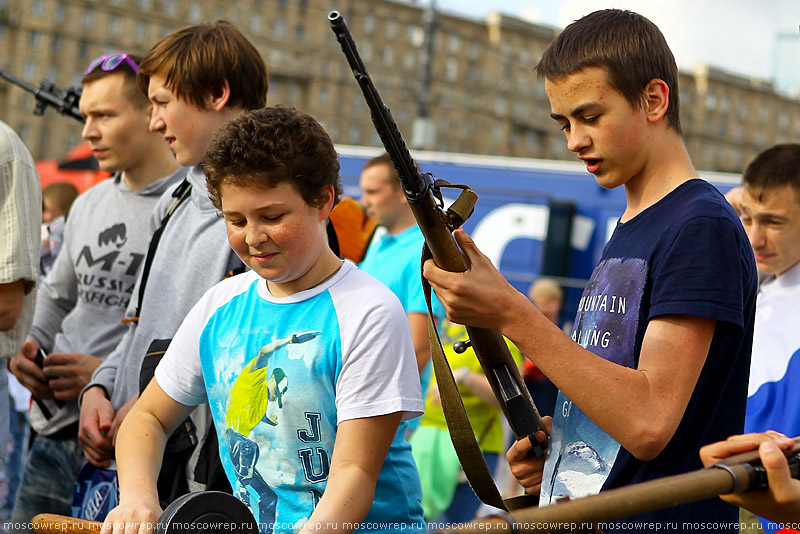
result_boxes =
[423,9,756,532]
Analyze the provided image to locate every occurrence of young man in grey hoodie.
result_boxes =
[8,52,183,528]
[78,21,268,495]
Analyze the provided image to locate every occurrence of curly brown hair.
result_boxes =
[204,106,342,210]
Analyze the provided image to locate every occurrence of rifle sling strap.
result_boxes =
[420,183,536,511]
[123,179,192,324]
[421,244,506,510]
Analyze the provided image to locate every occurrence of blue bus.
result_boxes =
[337,145,741,321]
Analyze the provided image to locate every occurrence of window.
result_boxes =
[720,94,730,113]
[31,0,44,16]
[386,20,397,39]
[348,125,362,145]
[188,3,202,22]
[468,42,479,60]
[448,35,460,54]
[444,59,458,81]
[135,21,147,41]
[78,40,89,61]
[492,123,503,140]
[527,131,540,151]
[164,0,176,16]
[381,47,393,66]
[137,0,151,10]
[29,31,41,48]
[705,93,717,111]
[39,129,49,152]
[295,25,305,42]
[363,13,375,34]
[109,15,121,36]
[317,86,329,106]
[494,97,507,116]
[359,41,372,61]
[403,51,415,71]
[408,26,424,47]
[272,19,285,38]
[24,59,36,79]
[327,122,340,141]
[54,2,66,23]
[250,14,262,33]
[287,82,300,104]
[353,96,364,114]
[82,10,94,30]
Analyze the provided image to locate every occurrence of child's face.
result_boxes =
[740,184,800,277]
[147,73,222,166]
[545,66,650,190]
[221,180,333,293]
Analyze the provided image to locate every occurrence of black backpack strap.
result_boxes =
[326,218,342,259]
[125,179,192,324]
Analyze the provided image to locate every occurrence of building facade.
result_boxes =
[1,0,798,173]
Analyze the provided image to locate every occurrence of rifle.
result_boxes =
[446,436,800,534]
[0,70,83,122]
[328,12,548,457]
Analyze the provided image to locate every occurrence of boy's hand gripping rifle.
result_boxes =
[0,70,83,122]
[329,11,548,467]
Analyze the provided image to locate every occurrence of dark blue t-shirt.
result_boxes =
[540,179,757,532]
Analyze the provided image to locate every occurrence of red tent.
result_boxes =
[36,142,110,193]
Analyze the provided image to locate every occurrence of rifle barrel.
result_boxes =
[448,438,800,534]
[328,11,547,453]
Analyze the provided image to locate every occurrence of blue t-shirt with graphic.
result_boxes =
[540,179,756,532]
[156,263,425,534]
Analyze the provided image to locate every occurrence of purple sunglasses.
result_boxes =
[84,53,139,76]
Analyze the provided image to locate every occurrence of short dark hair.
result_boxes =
[137,20,267,111]
[82,53,149,109]
[743,144,800,198]
[362,153,399,188]
[204,106,342,210]
[536,9,681,135]
[42,181,79,214]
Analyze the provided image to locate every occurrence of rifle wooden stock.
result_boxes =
[446,437,800,534]
[328,11,547,453]
[32,514,102,534]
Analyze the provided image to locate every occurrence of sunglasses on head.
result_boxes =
[84,53,139,76]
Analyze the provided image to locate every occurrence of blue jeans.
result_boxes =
[2,403,28,519]
[9,435,83,534]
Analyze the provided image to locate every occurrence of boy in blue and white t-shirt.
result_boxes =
[103,106,425,534]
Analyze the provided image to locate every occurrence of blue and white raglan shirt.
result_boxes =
[539,179,756,533]
[745,261,800,533]
[155,261,425,534]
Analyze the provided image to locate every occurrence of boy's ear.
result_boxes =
[643,78,669,124]
[206,80,231,112]
[317,185,336,220]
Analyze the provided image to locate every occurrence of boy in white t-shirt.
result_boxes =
[103,106,425,534]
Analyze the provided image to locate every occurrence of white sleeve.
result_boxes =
[332,274,424,423]
[153,296,208,406]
